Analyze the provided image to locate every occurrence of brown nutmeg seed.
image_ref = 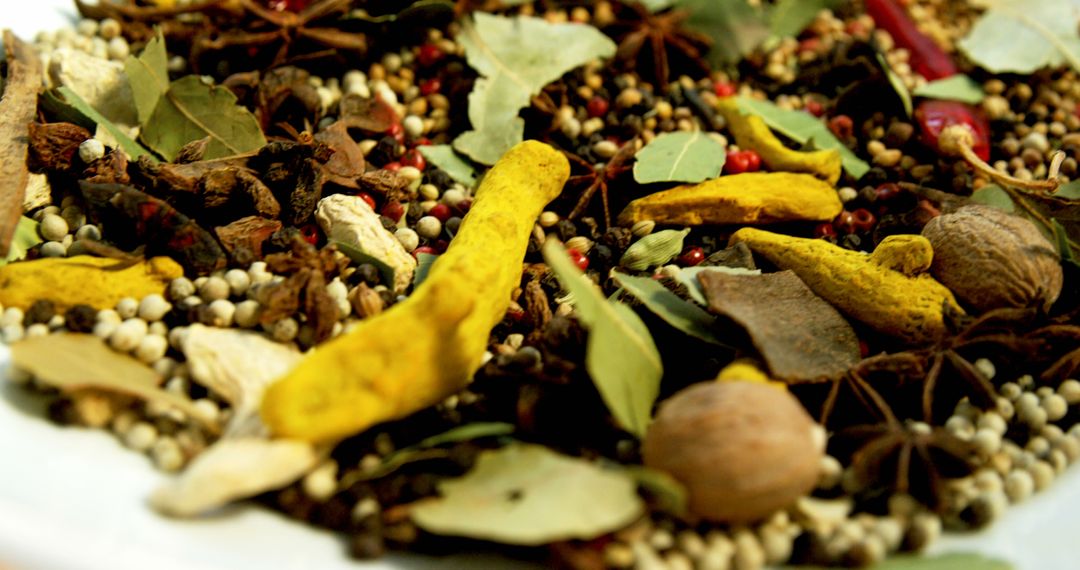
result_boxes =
[921,205,1063,313]
[641,381,824,523]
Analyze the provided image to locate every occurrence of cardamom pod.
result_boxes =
[619,228,690,271]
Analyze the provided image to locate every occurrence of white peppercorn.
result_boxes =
[395,227,420,252]
[110,318,148,352]
[1,307,24,327]
[125,421,158,452]
[74,224,102,241]
[134,334,168,363]
[415,216,442,239]
[1058,379,1080,405]
[199,276,230,302]
[25,323,49,338]
[39,214,69,241]
[270,317,299,342]
[78,138,106,163]
[151,436,184,472]
[138,294,172,322]
[302,460,339,501]
[115,297,139,319]
[233,299,261,329]
[40,241,66,257]
[223,268,251,297]
[1042,393,1068,421]
[1029,460,1056,490]
[207,299,236,327]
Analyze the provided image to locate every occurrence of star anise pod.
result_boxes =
[562,140,637,227]
[605,1,712,89]
[830,420,981,512]
[260,238,347,343]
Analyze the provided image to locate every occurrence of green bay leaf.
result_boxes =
[675,265,761,305]
[913,75,985,104]
[1,217,41,266]
[970,184,1016,213]
[676,0,770,65]
[124,29,169,126]
[611,271,728,345]
[454,13,616,164]
[42,87,157,162]
[875,51,914,116]
[140,75,266,162]
[544,240,662,438]
[418,144,478,187]
[413,252,439,287]
[410,443,644,545]
[735,96,870,178]
[959,0,1080,74]
[768,0,845,40]
[633,131,726,184]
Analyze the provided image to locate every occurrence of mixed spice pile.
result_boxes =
[3,0,1080,568]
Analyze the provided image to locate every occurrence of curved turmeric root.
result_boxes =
[261,141,570,442]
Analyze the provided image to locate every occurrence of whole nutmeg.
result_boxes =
[921,205,1062,313]
[641,381,824,523]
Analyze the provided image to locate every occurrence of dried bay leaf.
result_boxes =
[735,96,870,178]
[675,265,761,305]
[544,240,662,438]
[123,29,168,125]
[141,75,266,162]
[418,144,478,187]
[41,87,156,162]
[0,217,41,266]
[151,437,320,517]
[676,0,770,66]
[10,334,219,432]
[767,0,845,41]
[410,443,643,545]
[875,51,914,117]
[633,131,726,184]
[959,0,1080,75]
[870,553,1013,570]
[454,13,616,164]
[912,75,985,104]
[698,270,860,382]
[611,271,728,346]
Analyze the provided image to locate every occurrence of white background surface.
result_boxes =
[2,2,1080,569]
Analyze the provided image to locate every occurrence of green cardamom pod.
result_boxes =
[619,228,690,271]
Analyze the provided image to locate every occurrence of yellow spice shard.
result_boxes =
[714,360,786,390]
[261,141,570,442]
[617,172,842,226]
[716,97,842,185]
[729,228,962,345]
[0,255,182,311]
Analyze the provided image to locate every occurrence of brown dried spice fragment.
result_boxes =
[338,93,399,133]
[259,240,346,343]
[28,122,92,172]
[255,66,322,134]
[698,270,861,383]
[0,30,42,255]
[357,169,415,202]
[82,149,131,185]
[313,121,365,190]
[79,181,227,274]
[522,278,553,334]
[215,216,282,265]
[199,167,281,219]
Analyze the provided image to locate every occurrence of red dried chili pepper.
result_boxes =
[864,0,956,81]
[865,0,990,161]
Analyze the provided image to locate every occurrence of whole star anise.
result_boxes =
[562,140,637,227]
[605,2,712,89]
[260,238,348,343]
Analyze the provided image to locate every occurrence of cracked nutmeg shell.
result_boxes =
[642,381,824,523]
[921,205,1063,313]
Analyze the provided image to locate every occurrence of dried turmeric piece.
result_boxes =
[261,141,569,442]
[714,360,785,390]
[0,255,182,311]
[716,98,842,185]
[729,229,962,345]
[617,172,842,226]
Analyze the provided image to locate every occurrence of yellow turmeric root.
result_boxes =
[730,228,962,345]
[0,255,182,311]
[261,141,570,442]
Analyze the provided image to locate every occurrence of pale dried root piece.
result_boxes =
[730,228,962,345]
[261,141,569,442]
[0,30,43,255]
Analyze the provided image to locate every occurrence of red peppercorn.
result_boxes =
[805,99,824,117]
[266,0,310,11]
[828,115,854,140]
[813,223,837,239]
[858,339,870,358]
[413,245,438,258]
[567,248,589,271]
[851,208,876,233]
[299,223,320,245]
[725,150,750,174]
[713,82,736,97]
[417,43,444,67]
[386,122,405,143]
[587,96,610,118]
[797,38,820,54]
[456,199,472,214]
[874,182,901,201]
[433,239,450,254]
[428,203,452,222]
[411,137,432,147]
[419,78,442,96]
[833,210,857,234]
[383,161,402,172]
[741,150,762,172]
[401,149,426,171]
[677,246,705,267]
[381,200,405,221]
[357,192,377,211]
